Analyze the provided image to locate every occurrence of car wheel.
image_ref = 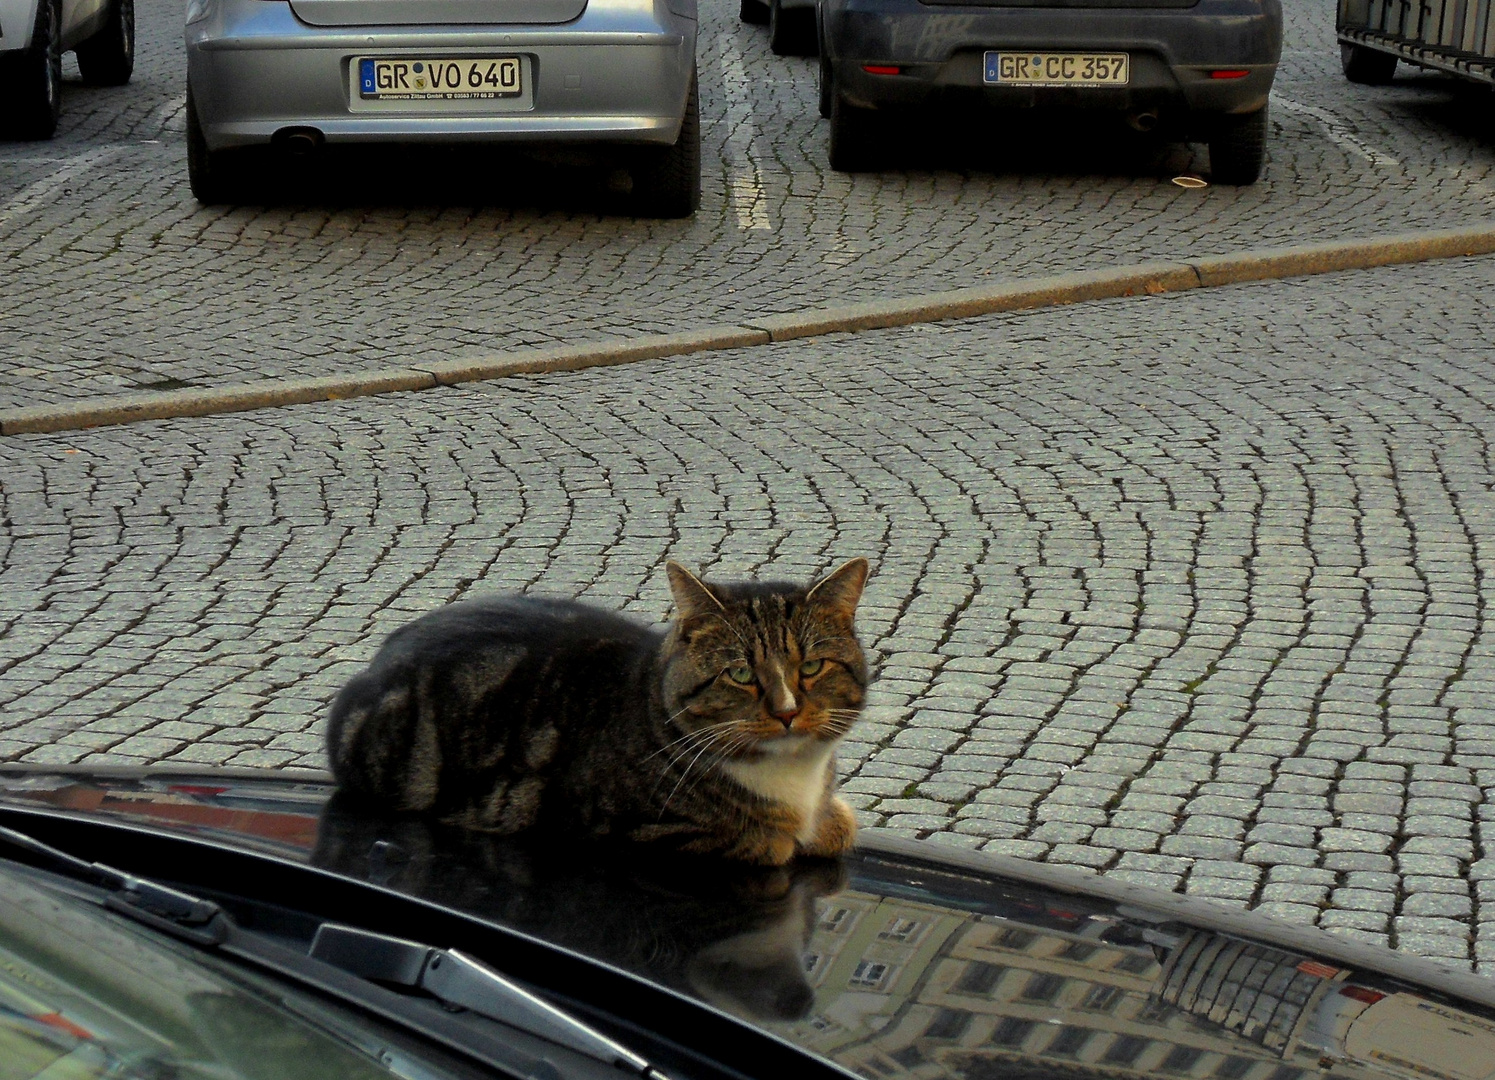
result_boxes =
[631,70,700,218]
[1340,42,1397,84]
[828,91,877,172]
[817,45,832,119]
[1208,105,1268,186]
[768,0,817,56]
[75,0,135,86]
[739,0,769,24]
[2,0,63,140]
[186,86,246,204]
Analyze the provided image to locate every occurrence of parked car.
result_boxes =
[4,763,1495,1080]
[1338,0,1495,91]
[0,0,133,139]
[182,0,700,216]
[818,0,1282,184]
[739,0,816,58]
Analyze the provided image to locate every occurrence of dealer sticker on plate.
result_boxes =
[984,52,1129,87]
[358,57,522,100]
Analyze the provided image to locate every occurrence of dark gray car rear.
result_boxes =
[819,0,1282,182]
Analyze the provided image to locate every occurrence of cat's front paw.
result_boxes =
[797,796,857,859]
[753,833,800,867]
[669,827,799,866]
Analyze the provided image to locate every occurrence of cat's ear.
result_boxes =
[666,561,727,623]
[806,558,869,622]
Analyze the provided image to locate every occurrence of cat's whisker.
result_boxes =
[657,735,730,817]
[670,710,738,735]
[641,718,738,764]
[666,735,741,813]
[818,710,862,737]
[651,741,723,798]
[648,723,742,800]
[669,734,751,810]
[643,726,713,761]
[819,708,862,723]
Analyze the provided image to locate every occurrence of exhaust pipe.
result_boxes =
[273,127,326,155]
[1127,110,1160,133]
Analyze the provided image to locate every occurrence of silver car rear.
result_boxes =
[183,0,700,213]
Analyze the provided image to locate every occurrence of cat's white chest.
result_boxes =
[722,741,835,841]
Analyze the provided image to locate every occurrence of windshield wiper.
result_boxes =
[0,823,225,934]
[0,822,668,1080]
[311,923,664,1079]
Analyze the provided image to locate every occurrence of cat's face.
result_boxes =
[659,559,870,759]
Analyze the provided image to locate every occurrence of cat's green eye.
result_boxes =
[726,665,755,685]
[800,659,824,677]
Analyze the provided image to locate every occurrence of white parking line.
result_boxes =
[0,146,129,228]
[717,40,774,231]
[1273,92,1495,209]
[0,93,185,226]
[1273,94,1402,168]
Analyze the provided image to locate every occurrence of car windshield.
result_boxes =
[0,862,470,1080]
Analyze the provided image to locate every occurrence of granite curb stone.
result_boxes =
[6,225,1495,437]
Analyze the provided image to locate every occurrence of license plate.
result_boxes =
[984,52,1129,86]
[357,57,522,100]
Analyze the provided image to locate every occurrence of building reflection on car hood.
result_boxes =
[2,767,1494,1080]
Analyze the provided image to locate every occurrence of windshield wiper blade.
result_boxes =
[311,923,666,1080]
[0,823,223,930]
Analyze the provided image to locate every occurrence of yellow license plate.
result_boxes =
[984,52,1130,86]
[357,57,522,100]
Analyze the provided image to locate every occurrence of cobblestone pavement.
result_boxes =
[3,256,1493,973]
[3,0,1495,408]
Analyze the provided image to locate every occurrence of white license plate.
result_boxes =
[357,57,522,100]
[984,52,1130,86]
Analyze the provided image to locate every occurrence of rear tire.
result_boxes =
[1208,105,1268,185]
[75,0,135,86]
[768,0,817,56]
[187,86,245,203]
[1340,42,1397,84]
[828,90,877,172]
[631,70,700,218]
[817,44,832,118]
[739,0,769,24]
[2,0,63,140]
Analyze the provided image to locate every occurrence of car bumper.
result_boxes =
[185,0,696,150]
[0,0,40,51]
[824,0,1280,124]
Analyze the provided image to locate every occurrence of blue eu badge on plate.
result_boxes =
[360,59,376,95]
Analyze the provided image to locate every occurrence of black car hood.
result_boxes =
[3,764,1494,1080]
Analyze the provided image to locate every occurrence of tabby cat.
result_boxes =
[325,558,870,866]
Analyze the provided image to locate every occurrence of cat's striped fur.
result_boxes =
[325,559,870,865]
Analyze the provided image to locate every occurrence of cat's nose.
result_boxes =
[771,704,800,726]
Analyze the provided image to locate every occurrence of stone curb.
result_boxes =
[5,224,1494,437]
